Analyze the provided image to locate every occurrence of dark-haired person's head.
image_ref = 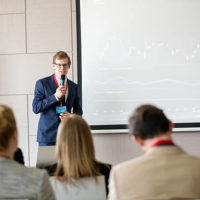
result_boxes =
[129,105,173,150]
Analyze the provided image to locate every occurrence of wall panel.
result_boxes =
[0,0,25,14]
[26,0,72,53]
[72,0,76,11]
[92,132,200,167]
[173,132,200,157]
[29,135,38,166]
[0,53,54,94]
[0,14,25,54]
[28,95,39,136]
[72,12,77,83]
[93,133,143,165]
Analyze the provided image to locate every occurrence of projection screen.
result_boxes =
[78,0,200,131]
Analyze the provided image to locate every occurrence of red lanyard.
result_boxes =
[151,140,174,148]
[53,73,68,105]
[0,154,11,160]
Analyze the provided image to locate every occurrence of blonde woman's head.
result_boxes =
[55,114,99,183]
[0,105,17,153]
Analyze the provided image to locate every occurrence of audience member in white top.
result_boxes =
[49,114,111,200]
[0,104,55,200]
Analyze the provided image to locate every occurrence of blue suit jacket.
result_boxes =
[32,75,83,143]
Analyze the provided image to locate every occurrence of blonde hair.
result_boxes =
[53,51,71,66]
[0,105,16,151]
[55,114,101,183]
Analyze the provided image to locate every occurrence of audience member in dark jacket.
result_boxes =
[14,147,24,165]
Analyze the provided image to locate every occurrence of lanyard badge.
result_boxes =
[54,73,68,114]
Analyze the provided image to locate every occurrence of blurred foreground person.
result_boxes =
[48,114,111,200]
[109,104,200,200]
[0,105,55,200]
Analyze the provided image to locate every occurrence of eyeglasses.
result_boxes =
[54,63,69,68]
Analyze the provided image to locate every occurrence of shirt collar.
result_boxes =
[150,140,174,148]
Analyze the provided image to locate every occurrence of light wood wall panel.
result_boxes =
[92,132,200,167]
[173,132,200,157]
[0,14,25,54]
[28,95,39,136]
[67,52,73,80]
[72,12,78,83]
[72,0,76,11]
[26,0,72,53]
[0,53,54,94]
[0,95,29,165]
[29,135,38,166]
[0,0,25,14]
[93,134,143,165]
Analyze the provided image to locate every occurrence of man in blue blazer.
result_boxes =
[32,51,83,146]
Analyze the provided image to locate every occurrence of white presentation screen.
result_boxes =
[80,0,200,127]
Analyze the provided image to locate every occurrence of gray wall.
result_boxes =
[0,0,200,167]
[93,132,200,165]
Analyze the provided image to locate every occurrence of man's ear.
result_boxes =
[133,136,144,146]
[52,64,56,70]
[169,120,174,132]
[13,129,18,147]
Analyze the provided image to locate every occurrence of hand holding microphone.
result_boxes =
[55,75,66,99]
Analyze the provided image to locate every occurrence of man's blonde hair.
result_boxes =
[55,114,101,183]
[0,105,16,151]
[53,51,71,65]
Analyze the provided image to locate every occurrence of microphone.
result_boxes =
[60,75,65,86]
[59,75,66,106]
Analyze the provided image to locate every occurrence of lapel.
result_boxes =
[50,74,58,92]
[66,79,73,104]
